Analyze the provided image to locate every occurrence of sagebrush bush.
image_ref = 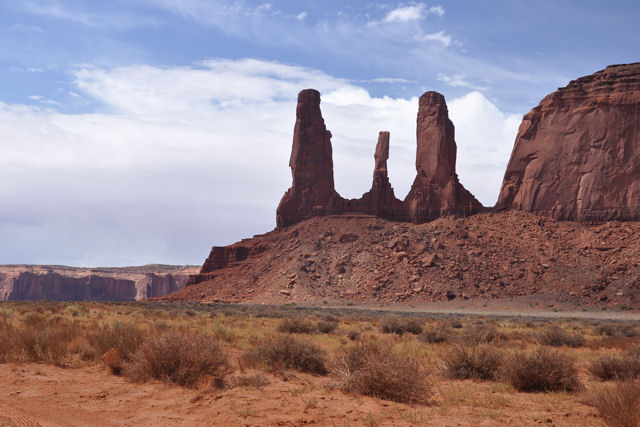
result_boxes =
[331,338,431,403]
[379,317,423,335]
[87,321,147,361]
[419,326,452,344]
[587,380,640,427]
[442,344,504,380]
[277,318,317,334]
[459,324,505,345]
[589,347,640,381]
[503,347,580,392]
[316,320,339,334]
[125,331,231,387]
[241,335,327,375]
[537,325,585,348]
[597,323,639,338]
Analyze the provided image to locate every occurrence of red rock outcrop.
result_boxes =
[276,89,343,228]
[0,265,197,301]
[404,92,482,222]
[497,63,640,220]
[276,89,481,228]
[186,243,267,285]
[356,131,405,219]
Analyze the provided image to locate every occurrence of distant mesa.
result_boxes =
[497,63,640,221]
[276,88,482,228]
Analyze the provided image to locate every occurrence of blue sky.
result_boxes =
[1,1,639,266]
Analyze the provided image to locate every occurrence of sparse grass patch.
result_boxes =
[419,326,453,344]
[331,338,431,403]
[586,380,640,427]
[458,324,505,345]
[503,347,580,392]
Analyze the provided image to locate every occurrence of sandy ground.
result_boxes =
[0,362,605,427]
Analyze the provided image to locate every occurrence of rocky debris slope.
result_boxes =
[0,264,199,301]
[162,212,640,308]
[275,89,481,228]
[498,63,640,220]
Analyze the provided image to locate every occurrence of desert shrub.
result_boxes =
[66,336,95,361]
[316,320,339,334]
[347,330,361,341]
[597,323,639,338]
[331,338,431,403]
[14,323,79,364]
[589,347,640,381]
[277,318,316,334]
[442,344,504,380]
[21,311,48,328]
[537,325,585,348]
[87,321,147,361]
[379,317,423,335]
[458,324,505,345]
[503,347,580,392]
[125,331,231,387]
[587,380,640,427]
[419,326,453,344]
[102,348,122,375]
[447,319,464,329]
[241,335,327,375]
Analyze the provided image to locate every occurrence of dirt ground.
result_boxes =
[0,362,604,427]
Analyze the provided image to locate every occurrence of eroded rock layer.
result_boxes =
[497,63,640,220]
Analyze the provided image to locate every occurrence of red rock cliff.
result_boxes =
[497,63,640,220]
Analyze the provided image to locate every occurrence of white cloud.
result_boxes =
[437,73,487,91]
[0,59,520,266]
[384,4,426,22]
[295,11,307,21]
[429,5,445,16]
[418,30,452,47]
[18,0,160,30]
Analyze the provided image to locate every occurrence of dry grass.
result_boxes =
[537,325,585,348]
[586,380,640,427]
[316,320,339,334]
[458,324,505,345]
[241,335,327,375]
[418,326,453,344]
[502,347,580,392]
[589,347,640,381]
[102,348,122,375]
[331,338,431,403]
[125,331,232,387]
[277,318,316,334]
[442,344,504,380]
[379,317,423,335]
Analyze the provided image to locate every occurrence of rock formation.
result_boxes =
[0,265,197,301]
[275,89,481,228]
[276,89,343,228]
[357,131,405,219]
[404,92,482,222]
[497,63,640,220]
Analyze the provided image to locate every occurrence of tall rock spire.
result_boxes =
[276,89,343,228]
[404,92,482,222]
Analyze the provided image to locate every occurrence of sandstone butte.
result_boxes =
[172,63,640,307]
[497,62,640,220]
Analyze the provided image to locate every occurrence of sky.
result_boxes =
[1,1,639,267]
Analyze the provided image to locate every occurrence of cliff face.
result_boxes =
[0,265,197,301]
[497,63,640,220]
[275,89,481,228]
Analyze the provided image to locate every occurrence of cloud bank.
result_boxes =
[0,58,520,266]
